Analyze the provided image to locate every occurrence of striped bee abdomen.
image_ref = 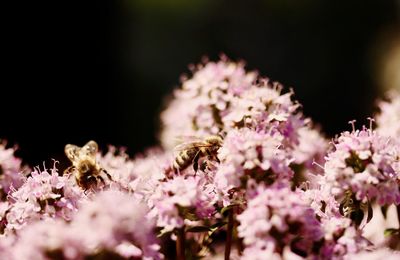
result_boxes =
[173,148,199,172]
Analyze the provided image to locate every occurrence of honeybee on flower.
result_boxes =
[172,135,223,174]
[64,140,111,190]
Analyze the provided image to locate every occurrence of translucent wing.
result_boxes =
[174,141,214,152]
[81,140,98,157]
[173,134,208,149]
[65,144,80,162]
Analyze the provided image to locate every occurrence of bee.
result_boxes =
[339,190,373,227]
[173,135,223,174]
[64,140,111,190]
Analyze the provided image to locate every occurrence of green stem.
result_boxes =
[225,209,234,260]
[176,227,185,260]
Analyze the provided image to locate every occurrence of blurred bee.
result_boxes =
[339,190,373,227]
[64,140,111,190]
[173,135,223,174]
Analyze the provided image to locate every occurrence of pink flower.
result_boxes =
[237,185,323,258]
[160,57,327,188]
[149,176,217,233]
[214,128,294,206]
[4,162,85,232]
[322,128,400,206]
[5,190,162,260]
[0,141,28,200]
[375,91,400,138]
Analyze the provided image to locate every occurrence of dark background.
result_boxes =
[2,0,400,167]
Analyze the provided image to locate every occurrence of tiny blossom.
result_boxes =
[149,176,217,233]
[71,190,162,259]
[96,145,138,190]
[4,163,85,232]
[127,149,169,204]
[160,57,257,149]
[322,128,400,206]
[237,185,323,258]
[345,248,400,260]
[6,190,162,260]
[301,181,372,258]
[318,224,372,259]
[214,128,293,206]
[292,126,328,175]
[0,142,28,200]
[375,91,400,138]
[301,184,342,221]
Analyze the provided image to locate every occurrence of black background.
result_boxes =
[1,0,399,167]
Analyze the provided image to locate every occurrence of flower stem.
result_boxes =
[225,208,234,260]
[176,227,185,260]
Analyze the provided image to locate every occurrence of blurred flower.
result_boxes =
[375,91,400,138]
[4,190,162,260]
[213,128,293,206]
[148,176,217,233]
[4,163,85,233]
[345,248,400,260]
[126,148,170,204]
[0,142,28,200]
[237,185,323,258]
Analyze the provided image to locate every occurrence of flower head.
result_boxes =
[375,91,400,138]
[149,176,217,233]
[5,190,162,260]
[237,185,323,258]
[322,128,400,206]
[4,162,85,232]
[0,142,28,200]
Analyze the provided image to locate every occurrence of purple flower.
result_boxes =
[322,128,400,206]
[237,185,323,258]
[0,142,28,200]
[4,162,85,232]
[4,190,162,260]
[149,176,217,233]
[213,128,294,206]
[346,248,400,260]
[160,58,327,188]
[375,91,400,138]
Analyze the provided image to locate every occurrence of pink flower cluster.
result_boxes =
[321,128,400,206]
[376,92,400,138]
[4,163,85,233]
[0,58,399,259]
[237,186,323,259]
[160,58,327,177]
[1,190,161,260]
[0,142,28,199]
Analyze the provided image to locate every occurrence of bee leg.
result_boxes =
[101,168,113,181]
[97,175,106,186]
[200,161,208,172]
[64,166,75,176]
[215,155,220,163]
[192,150,201,174]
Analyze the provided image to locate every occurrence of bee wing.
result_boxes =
[174,135,204,143]
[65,144,80,162]
[81,140,99,157]
[173,142,213,152]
